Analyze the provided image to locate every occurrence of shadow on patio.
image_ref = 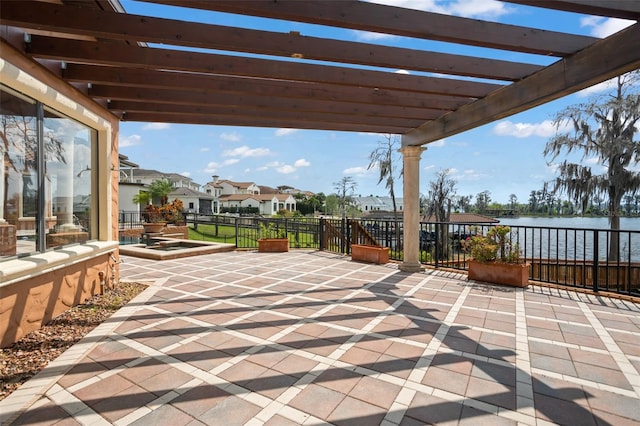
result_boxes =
[2,250,639,425]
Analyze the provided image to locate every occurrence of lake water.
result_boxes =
[491,216,640,261]
[497,216,640,231]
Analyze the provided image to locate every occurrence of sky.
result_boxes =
[117,0,637,205]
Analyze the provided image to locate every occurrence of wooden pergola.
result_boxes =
[2,0,638,270]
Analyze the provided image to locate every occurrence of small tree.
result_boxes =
[424,169,457,260]
[474,190,491,213]
[148,178,175,205]
[367,134,401,218]
[333,176,357,218]
[544,71,640,261]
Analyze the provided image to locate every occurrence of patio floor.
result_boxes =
[2,250,639,425]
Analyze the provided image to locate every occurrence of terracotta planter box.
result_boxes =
[258,238,289,252]
[351,244,390,264]
[143,223,166,233]
[468,260,530,287]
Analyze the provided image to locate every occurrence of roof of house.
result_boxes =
[218,180,256,189]
[169,187,214,199]
[219,194,260,202]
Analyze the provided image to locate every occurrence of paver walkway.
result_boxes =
[1,250,639,425]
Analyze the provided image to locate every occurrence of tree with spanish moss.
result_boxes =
[544,71,640,261]
[424,169,457,260]
[367,134,401,219]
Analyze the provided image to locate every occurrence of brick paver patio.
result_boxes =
[1,250,639,425]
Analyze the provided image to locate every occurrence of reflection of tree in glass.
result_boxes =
[1,112,66,218]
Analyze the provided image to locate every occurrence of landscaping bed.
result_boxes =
[0,281,147,401]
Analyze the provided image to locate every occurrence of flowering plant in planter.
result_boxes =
[141,204,165,224]
[462,225,529,287]
[258,222,288,252]
[462,225,522,263]
[259,222,287,239]
[160,199,185,224]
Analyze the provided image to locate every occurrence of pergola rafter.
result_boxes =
[0,0,637,144]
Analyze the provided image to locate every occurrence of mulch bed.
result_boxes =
[0,282,148,401]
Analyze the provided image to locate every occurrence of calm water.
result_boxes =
[493,216,640,261]
[497,216,640,231]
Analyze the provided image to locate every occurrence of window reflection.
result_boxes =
[0,87,37,257]
[1,85,96,260]
[44,109,92,248]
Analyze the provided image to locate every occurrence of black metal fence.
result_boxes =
[117,211,640,297]
[419,222,640,297]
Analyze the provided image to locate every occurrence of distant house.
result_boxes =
[217,179,260,195]
[354,196,404,213]
[169,187,215,214]
[218,193,297,215]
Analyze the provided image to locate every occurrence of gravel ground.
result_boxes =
[0,282,148,401]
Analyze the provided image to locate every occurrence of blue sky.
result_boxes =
[117,0,636,204]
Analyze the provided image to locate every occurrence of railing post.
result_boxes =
[319,218,325,251]
[593,230,599,292]
[434,223,440,268]
[235,217,239,248]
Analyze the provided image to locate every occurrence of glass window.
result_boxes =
[1,87,38,258]
[1,85,97,260]
[44,107,95,249]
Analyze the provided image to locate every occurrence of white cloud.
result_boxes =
[275,128,300,136]
[493,120,557,138]
[395,69,410,75]
[119,134,142,147]
[429,139,446,147]
[203,159,239,173]
[576,77,620,98]
[142,122,170,130]
[180,171,191,177]
[277,165,296,174]
[343,166,371,176]
[580,16,634,38]
[199,147,210,152]
[352,30,397,42]
[454,168,485,181]
[448,0,509,19]
[220,131,242,142]
[222,145,271,158]
[294,159,311,167]
[367,0,509,18]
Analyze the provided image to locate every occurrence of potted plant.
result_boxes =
[160,199,185,225]
[141,204,166,233]
[257,222,289,252]
[462,225,529,287]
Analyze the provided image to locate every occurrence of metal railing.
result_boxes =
[117,212,640,297]
[419,222,640,297]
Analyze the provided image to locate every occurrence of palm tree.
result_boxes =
[148,179,174,205]
[367,134,400,219]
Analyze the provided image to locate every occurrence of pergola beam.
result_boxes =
[404,22,640,145]
[120,112,409,134]
[107,100,428,128]
[63,65,471,111]
[92,86,441,121]
[505,0,640,20]
[143,0,598,56]
[1,1,543,81]
[27,35,501,98]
